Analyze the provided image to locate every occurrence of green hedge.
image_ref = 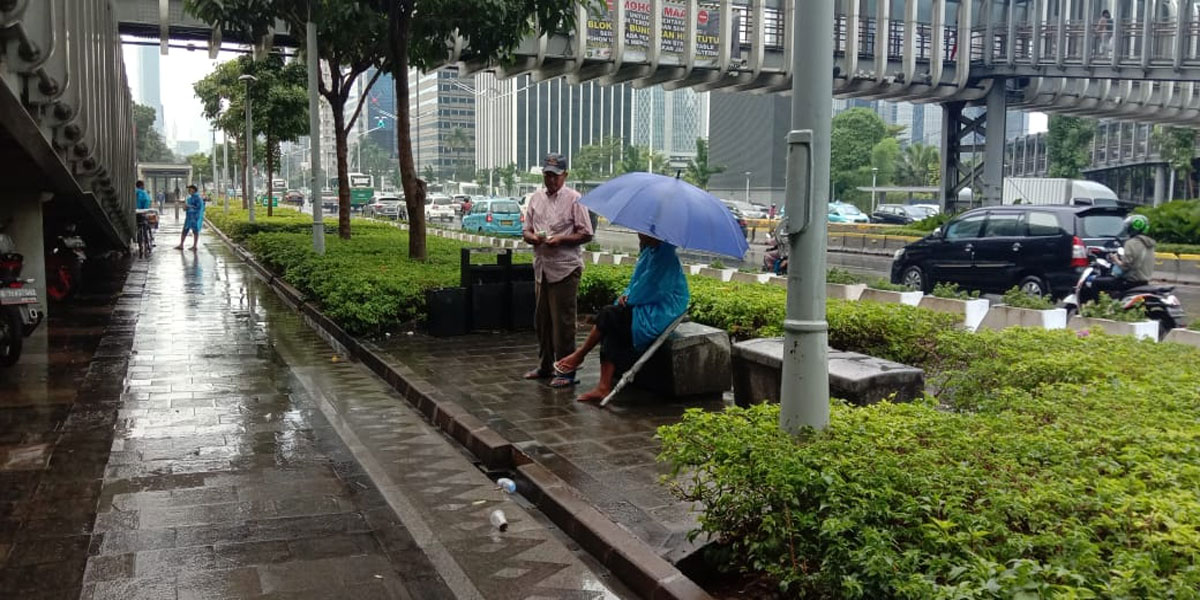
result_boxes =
[659,326,1200,598]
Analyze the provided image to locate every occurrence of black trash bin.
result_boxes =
[458,247,536,333]
[426,287,468,337]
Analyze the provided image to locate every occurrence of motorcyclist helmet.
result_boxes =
[1123,214,1149,236]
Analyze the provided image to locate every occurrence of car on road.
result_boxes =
[365,196,407,220]
[828,201,870,223]
[425,195,456,222]
[729,200,769,221]
[720,200,750,238]
[870,204,930,225]
[321,195,339,215]
[889,205,1126,298]
[461,198,524,236]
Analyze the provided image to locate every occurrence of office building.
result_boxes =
[706,92,791,205]
[365,68,397,153]
[474,73,635,175]
[407,67,476,179]
[631,87,710,161]
[139,46,164,134]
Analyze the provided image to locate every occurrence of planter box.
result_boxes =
[859,288,923,306]
[698,267,736,282]
[732,338,924,407]
[769,275,787,288]
[1070,317,1158,341]
[731,271,771,284]
[978,305,1067,331]
[918,296,991,331]
[617,255,639,266]
[585,251,603,264]
[686,264,704,275]
[1164,328,1200,347]
[826,282,867,301]
[596,253,618,265]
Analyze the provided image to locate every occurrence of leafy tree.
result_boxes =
[445,127,473,180]
[1153,126,1197,202]
[619,144,667,175]
[194,54,307,216]
[372,0,580,259]
[422,164,437,184]
[869,138,900,187]
[831,108,895,204]
[683,138,725,190]
[187,153,212,189]
[496,163,518,195]
[895,142,940,187]
[1047,115,1096,178]
[132,102,176,163]
[475,168,491,190]
[357,137,395,183]
[186,0,389,237]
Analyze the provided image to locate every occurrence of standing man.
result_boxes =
[176,184,205,251]
[522,153,595,388]
[136,181,152,210]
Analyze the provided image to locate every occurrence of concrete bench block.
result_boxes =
[827,283,866,301]
[769,275,788,288]
[979,305,1067,331]
[698,267,735,282]
[634,322,732,398]
[731,338,925,407]
[860,288,923,306]
[585,251,603,264]
[731,271,771,284]
[1069,316,1158,341]
[617,254,639,266]
[1164,328,1200,347]
[596,253,618,265]
[918,296,990,331]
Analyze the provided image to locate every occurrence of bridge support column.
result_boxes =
[1154,164,1169,206]
[982,82,1008,206]
[0,194,48,312]
[940,102,984,213]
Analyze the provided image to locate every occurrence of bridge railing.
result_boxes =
[969,14,1200,70]
[0,0,135,244]
[833,15,960,63]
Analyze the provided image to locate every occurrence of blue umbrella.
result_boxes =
[582,172,750,258]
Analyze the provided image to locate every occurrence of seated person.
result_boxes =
[554,233,690,402]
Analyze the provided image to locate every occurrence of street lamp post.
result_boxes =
[744,171,752,203]
[222,131,230,215]
[306,20,324,254]
[871,167,879,212]
[239,73,258,223]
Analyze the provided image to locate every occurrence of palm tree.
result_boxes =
[446,127,472,181]
[896,143,940,187]
[683,138,725,190]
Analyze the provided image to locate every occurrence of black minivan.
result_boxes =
[890,205,1126,298]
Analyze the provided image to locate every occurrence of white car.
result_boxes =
[730,200,769,220]
[425,195,457,222]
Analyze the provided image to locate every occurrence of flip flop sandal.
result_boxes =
[553,360,577,376]
[549,373,577,388]
[523,368,551,380]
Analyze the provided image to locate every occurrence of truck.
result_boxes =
[1002,177,1120,207]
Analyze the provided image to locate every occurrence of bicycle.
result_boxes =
[135,210,157,258]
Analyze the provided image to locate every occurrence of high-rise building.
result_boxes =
[706,92,791,205]
[139,46,164,135]
[365,69,397,153]
[474,73,635,175]
[631,87,710,161]
[407,68,476,179]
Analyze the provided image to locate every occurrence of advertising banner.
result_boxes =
[583,0,725,66]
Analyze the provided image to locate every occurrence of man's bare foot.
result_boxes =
[173,245,183,250]
[576,387,609,403]
[190,246,198,251]
[554,356,581,374]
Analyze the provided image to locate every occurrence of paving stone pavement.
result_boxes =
[3,219,631,600]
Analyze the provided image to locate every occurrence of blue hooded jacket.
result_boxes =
[622,242,690,350]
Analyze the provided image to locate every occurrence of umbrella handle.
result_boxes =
[785,130,815,235]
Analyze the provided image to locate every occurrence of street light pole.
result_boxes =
[306,20,325,254]
[211,128,219,198]
[871,167,879,212]
[744,171,751,203]
[779,0,832,433]
[239,73,258,223]
[222,131,230,215]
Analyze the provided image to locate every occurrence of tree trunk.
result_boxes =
[266,136,275,217]
[332,107,352,240]
[390,3,426,260]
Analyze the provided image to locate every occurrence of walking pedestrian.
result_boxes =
[521,153,595,388]
[176,184,204,251]
[136,181,152,210]
[1096,10,1113,57]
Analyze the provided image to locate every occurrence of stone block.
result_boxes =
[918,296,990,331]
[634,322,731,398]
[1069,316,1158,341]
[978,305,1067,330]
[597,253,618,265]
[686,264,704,275]
[698,267,735,282]
[617,254,639,266]
[769,275,787,288]
[859,288,924,306]
[731,338,925,407]
[826,282,866,300]
[1164,328,1200,347]
[730,271,770,284]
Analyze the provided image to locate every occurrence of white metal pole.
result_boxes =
[307,21,325,254]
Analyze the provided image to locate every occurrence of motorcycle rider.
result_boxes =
[1080,214,1156,304]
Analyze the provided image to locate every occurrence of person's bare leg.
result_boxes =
[577,361,616,402]
[174,230,187,250]
[191,231,199,250]
[555,325,601,373]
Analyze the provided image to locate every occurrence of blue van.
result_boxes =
[461,198,524,236]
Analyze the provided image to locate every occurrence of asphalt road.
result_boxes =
[592,224,1200,314]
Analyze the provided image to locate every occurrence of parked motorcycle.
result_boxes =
[761,218,789,275]
[1060,245,1187,338]
[0,233,44,366]
[46,224,85,302]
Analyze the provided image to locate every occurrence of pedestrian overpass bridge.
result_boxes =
[5,0,1200,298]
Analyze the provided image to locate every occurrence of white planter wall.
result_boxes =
[978,306,1067,331]
[918,296,991,331]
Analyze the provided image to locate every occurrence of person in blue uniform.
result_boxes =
[136,180,152,210]
[176,184,205,250]
[553,233,690,402]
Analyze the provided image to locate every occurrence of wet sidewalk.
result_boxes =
[2,220,630,599]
